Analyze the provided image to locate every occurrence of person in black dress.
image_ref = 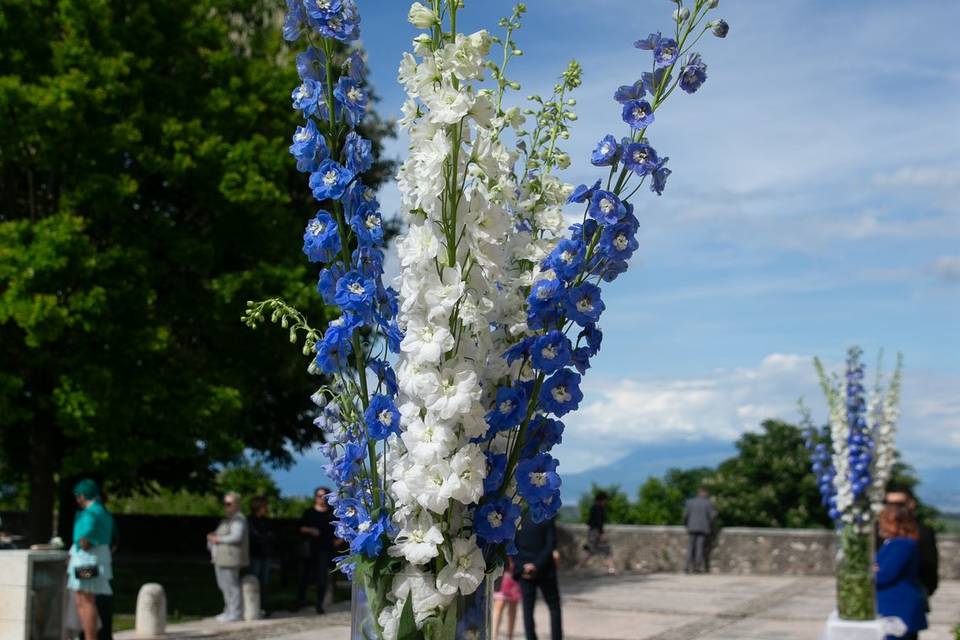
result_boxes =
[248,496,274,617]
[513,512,562,640]
[297,486,335,614]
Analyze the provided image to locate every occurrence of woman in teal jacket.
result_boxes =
[68,479,114,640]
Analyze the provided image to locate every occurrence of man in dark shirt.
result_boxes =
[884,486,938,606]
[297,486,335,614]
[513,512,562,640]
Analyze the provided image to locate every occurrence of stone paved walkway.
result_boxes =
[119,574,959,640]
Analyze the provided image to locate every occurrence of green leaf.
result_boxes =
[440,600,459,640]
[396,594,418,640]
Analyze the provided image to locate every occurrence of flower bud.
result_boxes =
[673,7,689,21]
[711,19,729,38]
[708,0,719,8]
[407,2,439,29]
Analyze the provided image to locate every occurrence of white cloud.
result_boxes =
[875,167,960,190]
[933,255,960,282]
[556,354,960,477]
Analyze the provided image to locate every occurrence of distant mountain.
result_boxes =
[559,440,735,504]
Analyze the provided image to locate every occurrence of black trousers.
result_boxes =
[520,574,562,640]
[686,532,707,572]
[95,594,113,640]
[297,550,331,609]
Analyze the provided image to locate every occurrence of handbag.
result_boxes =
[74,564,100,579]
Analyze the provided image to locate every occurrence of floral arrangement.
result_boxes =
[803,346,902,620]
[247,0,729,637]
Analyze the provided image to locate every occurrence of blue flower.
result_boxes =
[634,32,662,51]
[302,212,341,263]
[310,159,354,201]
[344,50,365,82]
[368,360,399,396]
[528,490,562,523]
[517,453,562,503]
[579,324,603,356]
[314,315,355,374]
[597,260,629,283]
[334,271,376,314]
[622,142,658,177]
[526,279,564,331]
[599,221,639,262]
[332,441,365,483]
[475,498,521,544]
[485,385,528,433]
[296,46,325,82]
[352,246,385,278]
[351,512,389,558]
[316,265,343,305]
[590,135,620,167]
[650,158,672,195]
[544,239,585,281]
[539,369,583,417]
[483,452,508,494]
[289,119,328,173]
[712,19,729,39]
[364,394,400,440]
[588,190,627,225]
[568,179,602,204]
[531,330,572,374]
[622,99,655,130]
[334,77,367,126]
[564,282,605,326]
[679,54,708,94]
[571,347,592,375]
[521,416,564,458]
[503,336,534,364]
[654,38,679,68]
[343,132,373,174]
[569,219,600,245]
[334,496,366,530]
[614,81,645,104]
[350,205,384,247]
[292,78,323,117]
[283,0,305,41]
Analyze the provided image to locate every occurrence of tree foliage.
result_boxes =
[0,0,393,542]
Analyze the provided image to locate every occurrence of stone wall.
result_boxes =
[557,524,960,579]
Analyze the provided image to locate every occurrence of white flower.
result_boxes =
[400,318,454,364]
[407,2,439,29]
[392,568,453,625]
[436,535,486,596]
[446,443,487,505]
[389,511,445,565]
[401,414,457,464]
[425,83,473,125]
[406,459,454,513]
[398,223,441,268]
[378,605,401,640]
[423,365,479,421]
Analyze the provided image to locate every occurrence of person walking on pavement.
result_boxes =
[577,491,618,575]
[297,486,335,614]
[207,491,248,622]
[248,496,275,618]
[683,486,717,574]
[514,512,562,640]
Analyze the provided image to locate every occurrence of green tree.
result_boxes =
[0,0,393,542]
[704,420,832,528]
[578,483,634,525]
[633,467,713,525]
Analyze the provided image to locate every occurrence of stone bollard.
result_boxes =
[135,583,167,637]
[241,574,260,621]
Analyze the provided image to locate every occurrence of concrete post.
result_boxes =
[134,583,166,637]
[241,574,260,621]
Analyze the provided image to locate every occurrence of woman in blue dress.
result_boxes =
[876,504,927,640]
[68,479,114,640]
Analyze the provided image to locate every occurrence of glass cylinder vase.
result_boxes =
[351,573,492,640]
[835,524,876,620]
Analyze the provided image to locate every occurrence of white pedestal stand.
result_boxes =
[821,611,908,640]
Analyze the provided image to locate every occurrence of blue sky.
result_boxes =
[278,1,960,505]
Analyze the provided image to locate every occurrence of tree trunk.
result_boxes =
[26,422,57,545]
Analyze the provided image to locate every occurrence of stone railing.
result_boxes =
[557,523,960,579]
